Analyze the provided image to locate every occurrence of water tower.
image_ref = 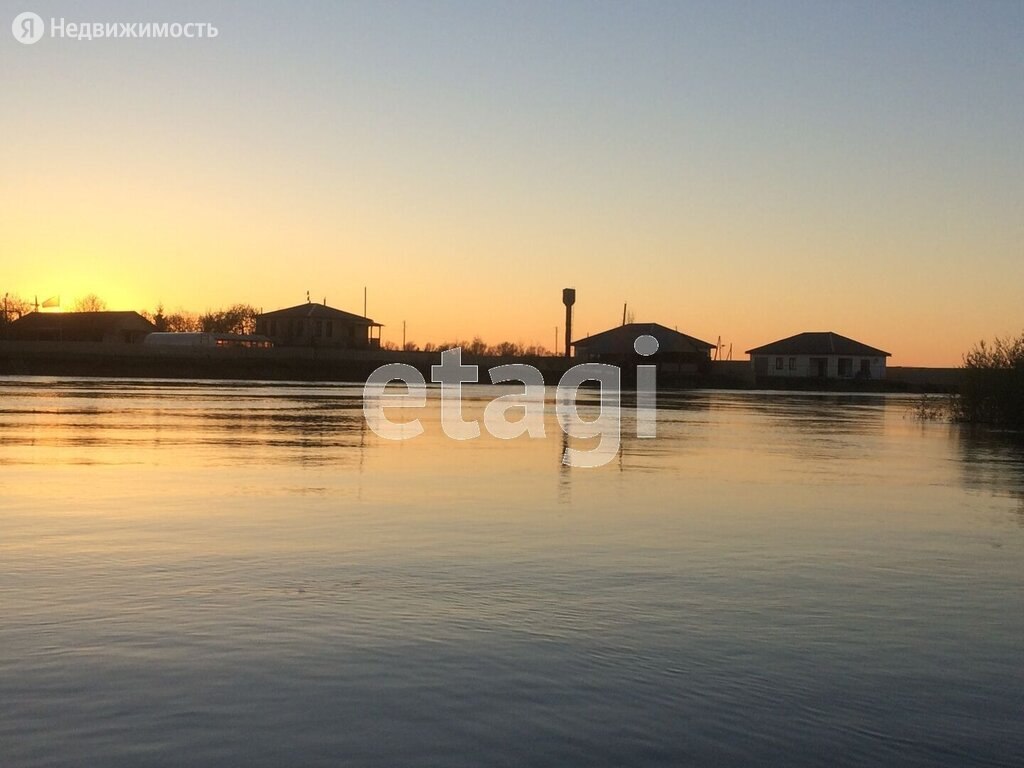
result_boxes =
[562,288,575,358]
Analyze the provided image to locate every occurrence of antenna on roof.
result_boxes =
[306,290,310,303]
[622,303,627,326]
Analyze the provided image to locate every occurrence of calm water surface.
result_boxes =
[1,377,1022,767]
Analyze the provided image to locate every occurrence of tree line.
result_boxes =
[140,304,260,335]
[1,292,109,322]
[2,292,554,354]
[381,338,551,357]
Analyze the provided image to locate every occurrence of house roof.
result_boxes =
[745,332,890,357]
[572,322,715,354]
[8,311,156,332]
[257,302,381,326]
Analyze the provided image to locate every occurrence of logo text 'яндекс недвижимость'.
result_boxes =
[11,14,219,43]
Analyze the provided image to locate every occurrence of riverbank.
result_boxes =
[0,341,963,392]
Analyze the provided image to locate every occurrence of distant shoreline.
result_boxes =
[0,341,961,393]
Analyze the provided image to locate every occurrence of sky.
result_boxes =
[1,0,1022,365]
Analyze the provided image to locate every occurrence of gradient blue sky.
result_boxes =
[2,0,1022,363]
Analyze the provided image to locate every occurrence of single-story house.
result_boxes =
[746,331,890,380]
[5,311,156,343]
[255,301,381,350]
[572,322,715,375]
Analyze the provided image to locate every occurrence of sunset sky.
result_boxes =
[2,1,1021,365]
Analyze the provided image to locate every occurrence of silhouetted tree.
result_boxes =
[2,292,31,325]
[151,304,168,332]
[956,332,1024,428]
[139,306,163,331]
[490,341,522,357]
[164,310,202,333]
[200,304,259,335]
[415,338,552,357]
[73,294,107,312]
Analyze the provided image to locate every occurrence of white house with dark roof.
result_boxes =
[746,332,890,380]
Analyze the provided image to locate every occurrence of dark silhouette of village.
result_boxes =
[0,289,963,391]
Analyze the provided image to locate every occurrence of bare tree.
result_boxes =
[956,331,1024,428]
[73,294,107,312]
[164,310,202,333]
[468,337,488,356]
[490,341,522,357]
[200,304,259,335]
[2,293,32,323]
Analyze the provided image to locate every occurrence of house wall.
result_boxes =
[256,317,370,349]
[9,324,151,343]
[752,354,887,380]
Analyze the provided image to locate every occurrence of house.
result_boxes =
[5,311,156,343]
[255,301,381,350]
[746,331,890,380]
[572,322,715,375]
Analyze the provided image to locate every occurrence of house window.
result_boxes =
[838,358,853,377]
[315,320,323,338]
[861,359,871,374]
[775,357,784,370]
[326,321,333,338]
[788,357,796,371]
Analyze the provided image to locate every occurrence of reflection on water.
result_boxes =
[1,377,1023,768]
[955,428,1024,526]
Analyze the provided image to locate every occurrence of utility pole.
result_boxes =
[402,320,406,350]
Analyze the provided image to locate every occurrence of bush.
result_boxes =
[909,394,953,422]
[955,333,1024,429]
